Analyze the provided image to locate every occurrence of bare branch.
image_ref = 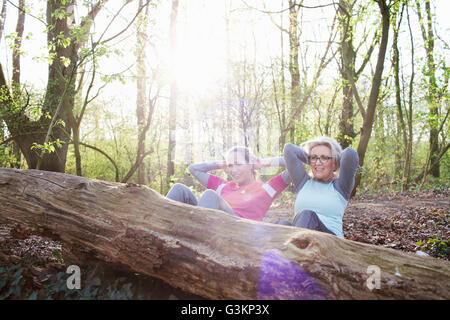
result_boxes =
[95,0,152,45]
[240,0,338,14]
[121,148,154,183]
[6,0,46,26]
[76,141,120,182]
[284,11,339,133]
[356,30,380,78]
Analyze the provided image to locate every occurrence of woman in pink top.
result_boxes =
[166,146,291,221]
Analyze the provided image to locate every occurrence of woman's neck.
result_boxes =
[236,177,256,186]
[314,173,335,183]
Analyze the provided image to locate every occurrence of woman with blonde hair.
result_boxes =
[277,136,359,238]
[166,146,291,221]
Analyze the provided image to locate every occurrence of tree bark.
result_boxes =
[0,168,449,300]
[392,2,408,190]
[225,0,233,151]
[288,0,300,119]
[12,0,25,86]
[136,0,149,185]
[337,0,357,149]
[0,0,6,42]
[166,0,179,191]
[353,0,390,194]
[416,0,440,178]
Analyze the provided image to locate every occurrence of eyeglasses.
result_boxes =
[309,155,333,164]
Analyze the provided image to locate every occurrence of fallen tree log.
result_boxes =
[0,168,449,299]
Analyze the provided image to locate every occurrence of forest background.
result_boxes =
[0,0,448,197]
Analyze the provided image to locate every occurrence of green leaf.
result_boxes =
[52,250,63,264]
[60,56,71,68]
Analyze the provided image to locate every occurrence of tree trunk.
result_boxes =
[403,4,415,190]
[416,0,440,178]
[337,0,357,149]
[72,124,82,176]
[392,3,408,190]
[136,0,148,185]
[8,0,25,169]
[278,8,287,153]
[0,168,449,300]
[1,1,76,173]
[225,0,233,151]
[12,0,25,86]
[0,1,110,173]
[0,0,6,42]
[353,0,390,194]
[35,0,79,172]
[166,0,179,191]
[288,0,300,118]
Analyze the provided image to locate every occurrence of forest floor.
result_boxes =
[265,188,449,260]
[0,188,448,299]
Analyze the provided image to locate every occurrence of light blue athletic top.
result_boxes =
[294,179,348,237]
[284,143,359,238]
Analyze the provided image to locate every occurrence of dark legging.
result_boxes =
[277,210,335,235]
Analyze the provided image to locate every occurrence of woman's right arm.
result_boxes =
[188,162,226,188]
[283,143,310,192]
[334,147,359,200]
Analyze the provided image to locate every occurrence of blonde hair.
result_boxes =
[302,136,342,169]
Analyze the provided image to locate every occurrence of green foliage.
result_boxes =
[416,236,449,260]
[0,262,141,300]
[31,139,65,155]
[52,250,64,264]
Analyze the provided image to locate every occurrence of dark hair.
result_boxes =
[226,146,257,177]
[228,146,252,163]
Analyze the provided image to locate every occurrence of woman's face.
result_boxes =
[226,151,254,185]
[309,145,336,183]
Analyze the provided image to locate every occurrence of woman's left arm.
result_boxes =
[335,147,359,200]
[256,157,291,184]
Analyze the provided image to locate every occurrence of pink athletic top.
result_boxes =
[207,174,289,221]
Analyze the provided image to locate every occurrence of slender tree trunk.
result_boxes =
[12,0,25,86]
[72,124,82,175]
[279,5,287,152]
[416,0,440,178]
[166,0,179,190]
[403,4,415,190]
[392,3,408,189]
[353,0,390,194]
[10,0,25,168]
[0,0,6,41]
[288,0,300,119]
[136,0,149,184]
[225,0,233,150]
